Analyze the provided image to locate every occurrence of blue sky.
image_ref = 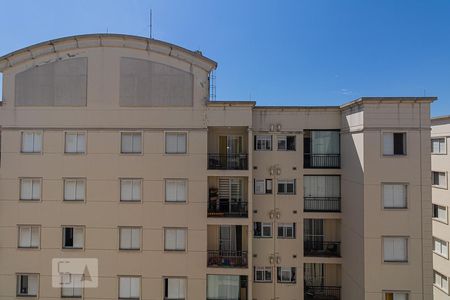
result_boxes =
[0,0,449,116]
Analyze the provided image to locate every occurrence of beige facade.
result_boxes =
[432,116,450,299]
[0,34,434,300]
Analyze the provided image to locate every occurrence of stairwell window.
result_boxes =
[165,132,187,154]
[119,276,141,299]
[165,179,187,203]
[432,171,447,188]
[383,183,407,209]
[20,178,41,201]
[64,178,86,201]
[277,267,296,283]
[62,226,84,249]
[18,225,40,248]
[277,223,296,239]
[21,131,42,153]
[254,267,272,283]
[277,135,296,151]
[164,228,187,251]
[65,132,86,154]
[433,204,448,223]
[254,135,272,151]
[16,274,39,297]
[433,237,449,258]
[119,227,141,250]
[121,132,142,154]
[163,277,186,300]
[432,138,447,154]
[61,274,83,298]
[254,222,272,238]
[277,179,296,195]
[383,132,406,156]
[120,179,142,202]
[383,236,408,262]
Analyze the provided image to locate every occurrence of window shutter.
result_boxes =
[121,180,132,201]
[176,181,186,201]
[33,133,42,152]
[66,133,77,152]
[28,275,38,295]
[131,228,140,249]
[31,227,39,247]
[132,180,141,201]
[32,180,40,200]
[383,184,394,207]
[119,277,131,298]
[21,180,32,199]
[77,134,85,152]
[73,228,84,248]
[19,227,31,247]
[166,134,178,153]
[383,133,394,155]
[65,180,76,200]
[121,134,133,153]
[165,229,176,249]
[120,228,131,249]
[76,180,85,200]
[394,185,406,207]
[176,229,186,250]
[22,133,34,152]
[177,134,186,153]
[384,238,394,261]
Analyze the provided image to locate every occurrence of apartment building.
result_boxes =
[432,116,450,299]
[0,34,434,300]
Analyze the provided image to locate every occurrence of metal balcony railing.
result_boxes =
[207,250,248,268]
[304,241,341,257]
[304,154,341,168]
[304,197,341,212]
[304,286,341,300]
[208,199,248,218]
[208,154,248,170]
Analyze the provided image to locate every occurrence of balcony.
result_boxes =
[208,153,248,170]
[208,200,248,217]
[208,177,248,218]
[304,241,341,257]
[304,154,340,169]
[207,275,248,300]
[303,130,340,169]
[207,250,248,268]
[304,286,341,300]
[304,197,341,212]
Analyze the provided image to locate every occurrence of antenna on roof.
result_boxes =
[149,9,153,39]
[210,70,216,101]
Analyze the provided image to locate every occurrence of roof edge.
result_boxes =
[0,33,217,72]
[340,96,437,109]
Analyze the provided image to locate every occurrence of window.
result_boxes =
[20,178,41,201]
[254,135,272,151]
[207,275,243,300]
[384,292,409,300]
[433,205,448,222]
[277,267,296,283]
[62,226,84,249]
[16,274,39,296]
[120,179,142,202]
[165,179,187,203]
[432,171,447,188]
[164,277,186,300]
[64,179,85,201]
[383,184,407,209]
[383,132,406,155]
[254,267,272,282]
[432,138,446,154]
[254,222,272,238]
[254,179,272,194]
[65,132,86,154]
[120,227,141,250]
[277,179,296,195]
[119,276,140,299]
[61,274,83,298]
[277,223,296,239]
[383,237,408,262]
[277,135,296,151]
[165,132,187,154]
[304,175,340,198]
[18,225,40,248]
[433,237,448,258]
[434,271,449,293]
[121,132,142,154]
[164,228,186,251]
[21,132,42,153]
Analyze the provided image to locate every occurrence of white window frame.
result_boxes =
[383,291,409,300]
[64,178,86,202]
[433,204,448,223]
[432,171,448,189]
[163,277,187,300]
[20,178,41,201]
[277,223,295,239]
[16,273,39,297]
[277,135,296,151]
[62,226,85,249]
[120,179,142,202]
[382,183,407,209]
[21,131,42,153]
[164,228,187,251]
[277,267,296,283]
[254,266,272,283]
[432,137,447,155]
[119,227,141,251]
[65,132,86,154]
[61,274,83,298]
[165,132,187,154]
[255,135,272,151]
[434,270,449,293]
[433,237,449,259]
[382,132,407,156]
[118,276,141,300]
[18,225,40,249]
[254,222,272,238]
[121,132,142,154]
[277,179,296,195]
[254,179,273,195]
[383,236,408,263]
[165,179,188,203]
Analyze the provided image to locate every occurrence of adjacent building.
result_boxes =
[0,34,434,300]
[432,116,450,299]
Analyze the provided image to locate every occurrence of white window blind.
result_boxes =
[165,180,187,202]
[383,237,407,262]
[121,179,141,202]
[120,227,141,250]
[119,277,140,299]
[121,133,142,154]
[207,275,240,300]
[17,274,39,296]
[20,179,41,201]
[64,179,85,201]
[165,133,187,154]
[433,237,448,258]
[22,132,42,153]
[254,267,272,282]
[165,278,186,299]
[19,226,40,248]
[165,228,186,251]
[65,132,86,153]
[383,184,407,208]
[304,176,340,198]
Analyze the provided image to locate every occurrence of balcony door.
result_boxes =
[219,178,243,213]
[219,136,243,169]
[220,225,242,252]
[304,219,324,243]
[304,263,325,287]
